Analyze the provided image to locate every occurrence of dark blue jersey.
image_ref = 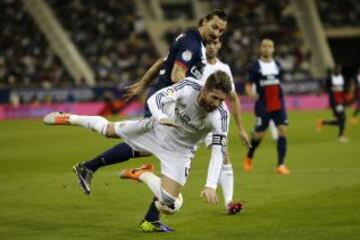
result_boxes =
[248,60,286,114]
[153,29,206,90]
[355,74,360,98]
[326,74,345,106]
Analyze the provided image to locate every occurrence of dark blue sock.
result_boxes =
[338,113,346,137]
[84,142,140,172]
[144,197,160,222]
[277,136,287,166]
[247,138,261,158]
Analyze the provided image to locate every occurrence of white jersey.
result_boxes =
[148,78,229,148]
[115,78,229,187]
[201,59,235,92]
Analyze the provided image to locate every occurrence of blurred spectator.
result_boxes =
[163,0,312,87]
[48,0,159,86]
[317,0,360,27]
[0,0,72,88]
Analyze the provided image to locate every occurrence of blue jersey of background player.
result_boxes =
[243,39,290,175]
[248,54,286,121]
[317,65,349,142]
[143,29,207,116]
[351,66,360,123]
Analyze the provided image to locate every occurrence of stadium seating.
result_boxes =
[205,0,312,84]
[317,0,360,27]
[0,0,71,88]
[48,0,158,87]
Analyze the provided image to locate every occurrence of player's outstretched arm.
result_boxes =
[229,91,251,148]
[147,84,186,129]
[245,83,259,101]
[171,63,186,83]
[201,143,224,204]
[123,58,164,101]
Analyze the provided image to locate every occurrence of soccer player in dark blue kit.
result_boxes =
[69,10,228,232]
[243,39,290,175]
[317,65,349,142]
[351,66,360,124]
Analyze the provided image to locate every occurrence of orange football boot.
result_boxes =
[316,118,323,132]
[243,157,253,172]
[276,165,290,175]
[119,164,154,181]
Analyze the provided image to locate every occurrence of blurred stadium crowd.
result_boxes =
[0,0,359,104]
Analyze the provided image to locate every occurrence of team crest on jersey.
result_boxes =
[181,50,193,62]
[166,88,175,97]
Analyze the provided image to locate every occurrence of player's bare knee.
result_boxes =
[105,123,117,138]
[253,131,265,139]
[277,125,287,136]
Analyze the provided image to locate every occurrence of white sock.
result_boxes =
[219,164,234,207]
[69,115,109,136]
[270,121,278,140]
[139,172,161,198]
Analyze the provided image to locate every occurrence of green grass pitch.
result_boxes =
[0,110,359,240]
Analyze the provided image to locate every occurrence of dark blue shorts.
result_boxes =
[330,104,345,117]
[254,109,288,132]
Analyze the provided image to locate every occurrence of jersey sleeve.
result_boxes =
[173,35,201,71]
[275,60,284,82]
[248,62,257,84]
[205,105,230,189]
[147,81,188,121]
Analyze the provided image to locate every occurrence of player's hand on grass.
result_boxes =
[159,118,181,128]
[239,128,252,148]
[123,82,145,101]
[200,187,218,204]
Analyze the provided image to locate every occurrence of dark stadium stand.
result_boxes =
[48,0,158,87]
[317,0,360,27]
[0,0,71,88]
[207,0,312,84]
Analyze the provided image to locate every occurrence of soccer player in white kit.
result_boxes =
[201,38,247,213]
[125,38,250,214]
[43,71,233,232]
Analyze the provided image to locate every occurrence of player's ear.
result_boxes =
[201,88,208,97]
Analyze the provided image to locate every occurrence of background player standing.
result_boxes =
[243,39,290,175]
[317,65,349,142]
[201,38,247,213]
[351,66,360,124]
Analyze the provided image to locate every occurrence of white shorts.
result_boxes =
[114,118,192,186]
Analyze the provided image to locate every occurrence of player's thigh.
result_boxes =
[160,155,191,194]
[272,110,288,128]
[254,114,271,132]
